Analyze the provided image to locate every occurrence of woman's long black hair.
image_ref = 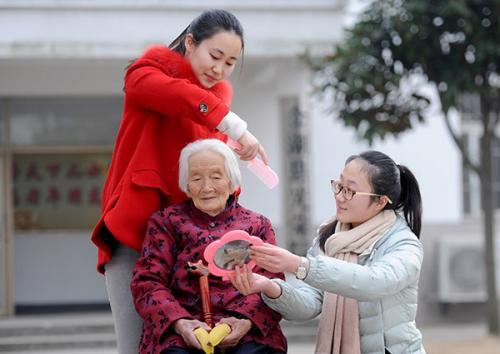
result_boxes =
[318,151,422,251]
[125,9,244,85]
[169,9,244,55]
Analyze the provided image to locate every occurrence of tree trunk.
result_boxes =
[479,96,500,335]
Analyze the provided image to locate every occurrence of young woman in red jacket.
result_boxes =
[91,9,268,354]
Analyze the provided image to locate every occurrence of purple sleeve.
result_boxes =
[131,213,193,342]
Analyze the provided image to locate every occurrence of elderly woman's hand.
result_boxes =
[217,316,252,348]
[173,318,211,350]
[250,243,301,274]
[229,264,282,299]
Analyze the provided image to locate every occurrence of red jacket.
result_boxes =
[91,45,232,273]
[131,198,287,353]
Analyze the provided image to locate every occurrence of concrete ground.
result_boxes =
[0,343,315,354]
[2,302,500,353]
[3,337,500,354]
[420,323,500,354]
[0,345,316,354]
[3,333,500,354]
[424,337,500,354]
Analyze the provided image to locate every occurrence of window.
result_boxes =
[7,98,122,229]
[10,98,121,146]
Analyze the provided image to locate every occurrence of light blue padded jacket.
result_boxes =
[263,215,425,354]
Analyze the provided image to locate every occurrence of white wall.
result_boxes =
[0,0,347,59]
[0,58,125,96]
[231,58,310,244]
[14,232,108,304]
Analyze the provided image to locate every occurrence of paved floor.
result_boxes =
[425,337,500,354]
[0,343,316,354]
[4,336,500,354]
[4,337,500,354]
[4,334,500,354]
[2,306,500,353]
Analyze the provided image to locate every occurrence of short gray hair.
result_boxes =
[178,139,242,194]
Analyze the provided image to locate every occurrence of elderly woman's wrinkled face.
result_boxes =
[186,150,233,216]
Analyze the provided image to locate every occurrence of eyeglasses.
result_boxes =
[330,180,393,204]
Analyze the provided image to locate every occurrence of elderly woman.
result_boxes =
[131,139,287,354]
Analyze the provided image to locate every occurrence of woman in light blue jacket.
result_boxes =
[231,151,425,354]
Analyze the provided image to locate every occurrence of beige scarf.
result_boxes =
[315,210,397,354]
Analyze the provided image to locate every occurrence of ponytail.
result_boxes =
[169,25,190,55]
[345,151,423,239]
[318,218,338,253]
[396,164,422,238]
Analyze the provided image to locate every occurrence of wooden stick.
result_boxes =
[187,260,213,328]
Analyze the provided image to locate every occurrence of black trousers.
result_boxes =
[161,342,283,354]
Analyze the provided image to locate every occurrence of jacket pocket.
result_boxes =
[131,169,170,196]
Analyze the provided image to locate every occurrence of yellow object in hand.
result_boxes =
[193,324,232,354]
[193,327,213,354]
[209,323,231,346]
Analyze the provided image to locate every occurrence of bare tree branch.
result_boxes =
[493,114,500,128]
[443,111,480,175]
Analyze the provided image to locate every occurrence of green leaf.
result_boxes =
[309,0,500,143]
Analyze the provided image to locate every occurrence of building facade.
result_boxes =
[0,0,469,316]
[0,0,351,315]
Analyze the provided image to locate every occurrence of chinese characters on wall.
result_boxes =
[281,97,311,256]
[13,154,109,230]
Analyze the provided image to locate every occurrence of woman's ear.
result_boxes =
[377,196,389,210]
[184,34,195,55]
[185,185,192,198]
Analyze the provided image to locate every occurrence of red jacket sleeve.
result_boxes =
[125,64,230,130]
[131,213,193,342]
[224,217,285,336]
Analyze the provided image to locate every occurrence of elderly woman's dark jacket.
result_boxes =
[131,197,287,353]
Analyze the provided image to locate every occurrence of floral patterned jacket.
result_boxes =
[131,197,287,353]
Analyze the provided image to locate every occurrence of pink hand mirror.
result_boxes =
[204,230,264,280]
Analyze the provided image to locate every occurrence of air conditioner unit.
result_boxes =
[438,236,500,303]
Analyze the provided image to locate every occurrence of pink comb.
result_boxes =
[227,139,279,189]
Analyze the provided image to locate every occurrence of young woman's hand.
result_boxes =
[173,318,211,350]
[250,243,301,274]
[237,130,269,164]
[216,316,252,348]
